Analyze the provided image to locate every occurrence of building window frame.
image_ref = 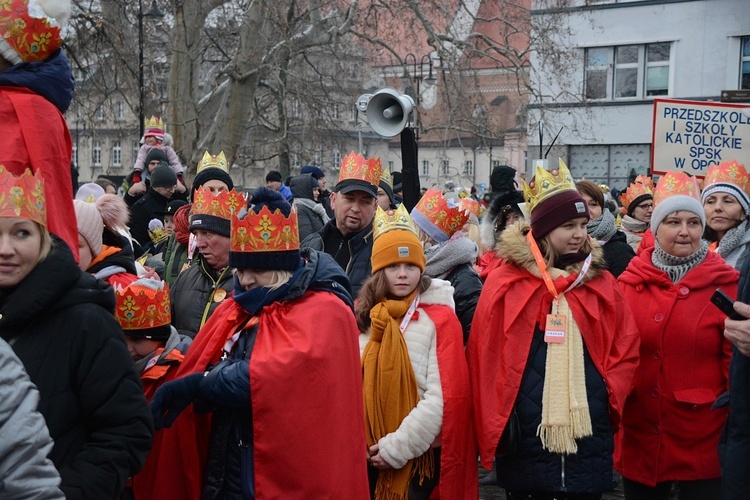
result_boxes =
[741,36,750,89]
[464,160,474,176]
[332,149,341,168]
[112,140,122,167]
[442,160,450,176]
[585,42,671,101]
[115,101,125,121]
[92,140,102,167]
[421,160,429,175]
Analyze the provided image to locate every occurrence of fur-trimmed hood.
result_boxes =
[497,221,607,283]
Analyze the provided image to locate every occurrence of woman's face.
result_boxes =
[656,211,703,257]
[631,198,654,223]
[704,192,746,239]
[384,263,421,298]
[312,187,320,201]
[236,269,277,291]
[580,193,602,219]
[0,218,44,288]
[547,217,588,255]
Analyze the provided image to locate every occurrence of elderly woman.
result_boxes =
[148,187,369,499]
[576,180,635,277]
[702,159,750,270]
[617,171,738,499]
[0,167,153,498]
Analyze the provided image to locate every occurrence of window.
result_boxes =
[115,101,125,121]
[292,99,300,118]
[350,105,358,123]
[421,160,430,175]
[112,141,122,167]
[464,160,474,176]
[332,149,341,168]
[442,160,450,176]
[95,106,104,121]
[92,140,102,167]
[388,161,394,171]
[332,102,340,120]
[585,43,671,100]
[742,36,750,89]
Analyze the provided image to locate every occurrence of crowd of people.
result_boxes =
[3,2,750,500]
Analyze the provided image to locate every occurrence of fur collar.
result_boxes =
[496,221,607,282]
[420,278,455,308]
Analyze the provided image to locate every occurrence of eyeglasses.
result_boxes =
[635,202,653,210]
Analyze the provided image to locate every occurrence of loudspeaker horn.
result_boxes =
[365,88,415,138]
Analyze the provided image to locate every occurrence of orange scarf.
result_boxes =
[362,290,433,499]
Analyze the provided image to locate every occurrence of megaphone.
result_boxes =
[364,88,415,138]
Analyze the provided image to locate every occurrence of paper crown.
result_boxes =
[230,205,300,253]
[373,204,418,240]
[0,165,46,226]
[653,170,701,206]
[412,188,470,241]
[144,116,165,136]
[197,151,229,174]
[114,279,171,330]
[380,167,393,188]
[459,197,481,218]
[0,0,69,64]
[338,152,382,186]
[192,187,241,221]
[702,160,749,194]
[619,175,655,209]
[148,219,168,244]
[522,158,577,213]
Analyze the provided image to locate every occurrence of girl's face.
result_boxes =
[548,217,588,255]
[580,193,602,219]
[0,218,43,288]
[144,136,160,146]
[704,192,746,239]
[384,263,421,298]
[164,215,175,235]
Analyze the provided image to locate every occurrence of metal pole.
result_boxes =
[138,0,145,139]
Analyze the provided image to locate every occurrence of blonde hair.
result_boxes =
[264,270,293,291]
[536,232,594,268]
[38,227,52,262]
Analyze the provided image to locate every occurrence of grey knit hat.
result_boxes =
[650,195,706,234]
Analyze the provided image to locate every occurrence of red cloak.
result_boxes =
[140,291,369,499]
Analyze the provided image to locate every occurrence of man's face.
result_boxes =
[153,185,176,198]
[331,190,377,235]
[147,159,161,173]
[318,176,327,191]
[267,181,282,191]
[193,229,230,270]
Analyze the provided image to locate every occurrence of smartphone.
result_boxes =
[711,288,744,320]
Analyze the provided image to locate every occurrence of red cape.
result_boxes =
[0,87,78,260]
[466,260,640,469]
[419,304,478,500]
[141,291,369,499]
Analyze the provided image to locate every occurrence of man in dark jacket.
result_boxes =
[300,152,381,297]
[129,163,177,248]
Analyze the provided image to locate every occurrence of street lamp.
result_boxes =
[138,0,164,138]
[400,53,436,140]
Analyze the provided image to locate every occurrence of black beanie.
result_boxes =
[189,213,230,237]
[192,168,234,194]
[230,187,301,271]
[145,148,168,166]
[150,162,178,188]
[124,324,171,342]
[265,170,283,183]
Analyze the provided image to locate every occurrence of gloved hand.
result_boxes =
[151,372,205,430]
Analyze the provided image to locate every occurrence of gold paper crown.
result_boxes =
[653,171,701,207]
[522,158,577,213]
[338,152,382,186]
[0,165,46,226]
[231,205,300,253]
[114,279,171,330]
[373,204,418,240]
[144,115,164,131]
[702,159,749,194]
[619,176,654,209]
[148,219,168,244]
[380,167,393,188]
[192,188,241,220]
[197,151,230,174]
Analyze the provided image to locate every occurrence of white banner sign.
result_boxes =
[651,98,750,176]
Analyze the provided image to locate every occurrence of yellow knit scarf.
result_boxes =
[362,290,434,500]
[537,291,592,454]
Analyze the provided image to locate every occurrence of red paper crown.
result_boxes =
[702,159,749,194]
[114,279,171,330]
[338,152,382,186]
[0,165,46,226]
[459,197,481,218]
[619,176,654,209]
[413,188,470,239]
[0,0,67,64]
[653,171,701,207]
[230,205,300,253]
[192,187,241,220]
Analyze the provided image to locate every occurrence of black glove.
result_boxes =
[150,372,205,430]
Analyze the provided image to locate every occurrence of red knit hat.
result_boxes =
[530,190,590,239]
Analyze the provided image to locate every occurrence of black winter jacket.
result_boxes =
[0,237,153,499]
[720,258,750,499]
[129,187,171,248]
[496,326,614,495]
[444,263,482,343]
[198,249,353,498]
[301,220,373,297]
[170,254,234,338]
[601,230,635,278]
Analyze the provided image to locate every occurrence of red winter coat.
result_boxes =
[617,248,738,485]
[467,223,640,469]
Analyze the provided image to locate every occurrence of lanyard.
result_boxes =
[222,316,260,359]
[399,294,421,333]
[526,230,592,301]
[187,233,197,261]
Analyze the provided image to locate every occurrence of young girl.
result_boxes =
[356,205,477,500]
[467,161,640,500]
